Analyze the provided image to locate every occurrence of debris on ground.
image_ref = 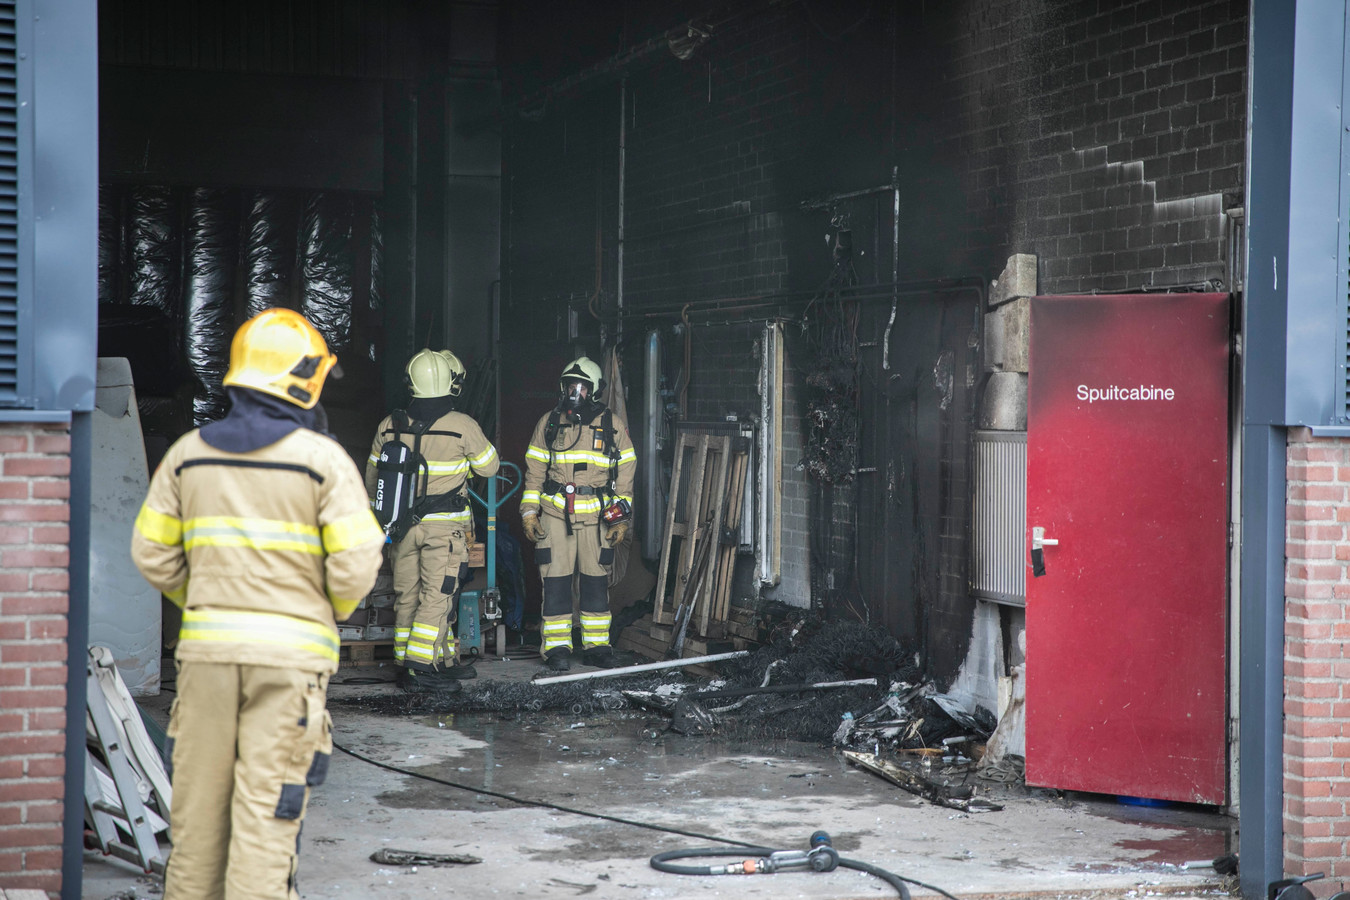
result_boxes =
[370,848,482,867]
[332,616,1012,811]
[844,750,1004,813]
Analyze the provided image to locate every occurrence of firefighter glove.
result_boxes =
[605,521,629,547]
[522,513,545,543]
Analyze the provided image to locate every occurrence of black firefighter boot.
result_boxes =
[401,667,464,695]
[582,645,619,668]
[545,647,572,672]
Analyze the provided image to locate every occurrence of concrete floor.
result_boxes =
[84,654,1237,900]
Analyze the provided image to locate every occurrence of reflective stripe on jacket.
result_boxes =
[131,429,385,674]
[521,407,635,521]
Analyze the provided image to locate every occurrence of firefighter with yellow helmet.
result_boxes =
[365,348,500,691]
[521,356,636,671]
[131,308,385,900]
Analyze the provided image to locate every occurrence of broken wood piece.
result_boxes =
[370,848,482,867]
[667,515,718,659]
[842,750,1003,813]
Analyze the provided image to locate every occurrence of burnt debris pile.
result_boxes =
[338,618,993,758]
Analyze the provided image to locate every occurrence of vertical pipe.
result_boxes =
[643,329,661,559]
[617,77,627,346]
[882,166,899,370]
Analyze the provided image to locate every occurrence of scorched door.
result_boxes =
[1025,293,1229,804]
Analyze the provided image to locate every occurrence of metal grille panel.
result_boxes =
[971,430,1026,605]
[0,1,16,402]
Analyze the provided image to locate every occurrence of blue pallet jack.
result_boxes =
[457,461,521,660]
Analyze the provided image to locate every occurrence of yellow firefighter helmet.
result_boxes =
[222,309,338,409]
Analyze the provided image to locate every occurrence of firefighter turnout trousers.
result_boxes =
[392,520,470,671]
[164,661,331,900]
[534,517,613,657]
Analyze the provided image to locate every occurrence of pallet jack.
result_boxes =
[458,461,521,659]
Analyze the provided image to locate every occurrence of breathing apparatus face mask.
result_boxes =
[561,379,590,414]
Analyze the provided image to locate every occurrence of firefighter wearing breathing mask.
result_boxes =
[521,356,636,671]
[366,348,499,692]
[131,309,385,900]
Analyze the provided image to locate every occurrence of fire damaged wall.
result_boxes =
[499,0,1246,687]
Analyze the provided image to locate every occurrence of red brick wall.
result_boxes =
[1285,427,1350,892]
[0,422,71,897]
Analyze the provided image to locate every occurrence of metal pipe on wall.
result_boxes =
[617,77,627,345]
[643,329,662,559]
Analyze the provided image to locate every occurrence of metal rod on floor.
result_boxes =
[691,677,877,701]
[532,650,749,685]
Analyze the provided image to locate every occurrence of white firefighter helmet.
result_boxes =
[559,356,603,401]
[406,349,464,399]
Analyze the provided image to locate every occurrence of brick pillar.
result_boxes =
[0,423,71,897]
[1284,427,1350,892]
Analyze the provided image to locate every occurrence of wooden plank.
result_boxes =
[652,433,695,626]
[676,433,712,618]
[693,435,731,637]
[709,450,748,629]
[338,640,396,668]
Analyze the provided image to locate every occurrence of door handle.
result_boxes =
[1031,527,1058,550]
[1031,526,1058,578]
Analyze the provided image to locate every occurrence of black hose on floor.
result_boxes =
[334,738,959,900]
[650,842,957,900]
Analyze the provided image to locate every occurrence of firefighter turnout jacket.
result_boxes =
[364,408,500,525]
[523,404,636,526]
[131,429,386,675]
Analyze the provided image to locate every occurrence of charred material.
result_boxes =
[799,227,861,486]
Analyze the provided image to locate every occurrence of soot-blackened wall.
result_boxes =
[500,0,1247,685]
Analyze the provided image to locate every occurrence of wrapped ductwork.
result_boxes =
[127,186,179,319]
[369,201,383,312]
[365,201,383,364]
[98,186,122,305]
[300,193,355,352]
[243,191,299,318]
[183,189,238,425]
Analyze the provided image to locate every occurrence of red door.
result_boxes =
[1025,293,1229,804]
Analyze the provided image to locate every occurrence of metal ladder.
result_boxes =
[84,656,166,875]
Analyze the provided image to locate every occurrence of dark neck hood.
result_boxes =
[200,387,330,453]
[407,395,457,423]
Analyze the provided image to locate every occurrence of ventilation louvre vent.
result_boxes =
[0,1,16,403]
[971,430,1026,606]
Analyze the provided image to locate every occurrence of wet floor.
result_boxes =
[85,680,1238,900]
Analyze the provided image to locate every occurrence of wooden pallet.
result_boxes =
[614,614,665,661]
[705,448,748,639]
[339,640,396,668]
[653,433,732,633]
